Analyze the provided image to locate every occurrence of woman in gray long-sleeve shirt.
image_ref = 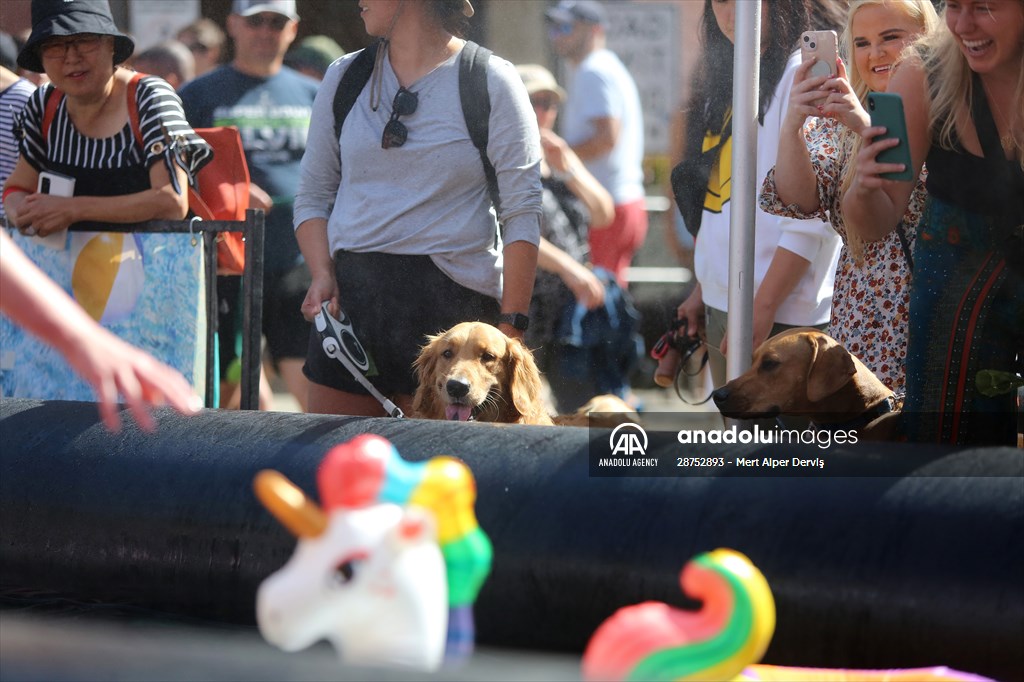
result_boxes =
[293,0,543,417]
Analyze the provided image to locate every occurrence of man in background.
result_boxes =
[546,0,647,287]
[132,41,195,90]
[177,18,225,78]
[180,0,318,411]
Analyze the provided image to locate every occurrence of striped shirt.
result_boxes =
[1,77,36,221]
[16,74,211,180]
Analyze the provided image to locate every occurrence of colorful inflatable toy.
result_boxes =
[582,549,991,682]
[254,435,492,671]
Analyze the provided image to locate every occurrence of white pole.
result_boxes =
[726,0,761,384]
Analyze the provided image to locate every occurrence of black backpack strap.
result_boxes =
[459,41,501,220]
[333,40,380,141]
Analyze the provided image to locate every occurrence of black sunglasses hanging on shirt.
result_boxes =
[382,87,418,150]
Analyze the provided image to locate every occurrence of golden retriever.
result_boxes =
[552,394,642,428]
[413,321,554,425]
[712,328,901,440]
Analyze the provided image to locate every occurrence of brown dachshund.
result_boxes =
[712,328,901,440]
[413,322,553,425]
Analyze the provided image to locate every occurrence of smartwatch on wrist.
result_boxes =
[498,312,530,331]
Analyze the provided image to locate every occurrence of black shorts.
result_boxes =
[217,262,311,380]
[303,251,500,396]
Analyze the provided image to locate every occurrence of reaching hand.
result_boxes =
[64,325,203,432]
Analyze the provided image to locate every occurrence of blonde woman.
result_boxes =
[761,0,938,394]
[842,0,1023,445]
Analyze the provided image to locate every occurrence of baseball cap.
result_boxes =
[231,0,299,21]
[545,0,608,28]
[516,64,566,102]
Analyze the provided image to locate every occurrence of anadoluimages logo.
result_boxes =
[609,423,648,456]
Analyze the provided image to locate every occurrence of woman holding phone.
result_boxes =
[842,0,1023,445]
[673,0,842,394]
[761,0,939,395]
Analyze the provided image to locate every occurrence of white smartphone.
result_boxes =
[32,171,75,249]
[37,171,76,197]
[801,30,839,79]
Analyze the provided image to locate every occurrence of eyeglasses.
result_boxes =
[40,34,104,61]
[244,13,290,31]
[531,94,560,111]
[548,22,574,38]
[381,87,418,150]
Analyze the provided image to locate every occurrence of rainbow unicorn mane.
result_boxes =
[582,549,775,681]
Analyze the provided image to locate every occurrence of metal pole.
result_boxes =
[726,0,760,384]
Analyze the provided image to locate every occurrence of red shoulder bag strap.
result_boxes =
[41,85,63,141]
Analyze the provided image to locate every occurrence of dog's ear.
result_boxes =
[806,333,856,403]
[412,334,442,418]
[505,337,546,421]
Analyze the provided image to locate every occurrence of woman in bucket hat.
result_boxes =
[1,0,213,402]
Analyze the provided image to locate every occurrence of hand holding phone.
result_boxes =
[868,93,913,182]
[801,30,838,79]
[37,171,76,198]
[29,171,76,249]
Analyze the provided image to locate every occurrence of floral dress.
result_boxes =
[760,117,927,394]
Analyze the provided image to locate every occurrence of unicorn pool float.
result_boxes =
[582,548,992,682]
[253,434,491,671]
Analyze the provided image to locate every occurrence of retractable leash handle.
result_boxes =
[314,303,405,418]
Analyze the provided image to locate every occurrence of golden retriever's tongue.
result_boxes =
[446,405,474,421]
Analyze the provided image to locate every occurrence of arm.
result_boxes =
[6,156,189,236]
[570,115,619,161]
[676,283,706,342]
[485,60,543,339]
[0,230,201,431]
[500,238,539,339]
[295,218,338,322]
[841,58,929,242]
[537,237,605,310]
[773,58,833,213]
[293,59,348,322]
[541,128,614,228]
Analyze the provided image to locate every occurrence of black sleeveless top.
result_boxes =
[925,73,1024,224]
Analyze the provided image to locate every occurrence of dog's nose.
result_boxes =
[711,386,731,406]
[446,378,471,399]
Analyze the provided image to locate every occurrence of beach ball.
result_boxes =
[71,232,145,323]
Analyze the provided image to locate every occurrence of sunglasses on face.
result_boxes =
[531,95,560,112]
[40,34,104,60]
[244,13,290,31]
[381,87,419,150]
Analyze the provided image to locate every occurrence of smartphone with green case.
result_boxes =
[867,92,913,182]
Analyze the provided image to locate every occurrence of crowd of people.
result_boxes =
[1,0,1020,445]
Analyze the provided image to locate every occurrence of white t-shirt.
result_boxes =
[560,48,645,205]
[694,52,840,326]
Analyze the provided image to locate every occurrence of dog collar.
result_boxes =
[809,395,898,434]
